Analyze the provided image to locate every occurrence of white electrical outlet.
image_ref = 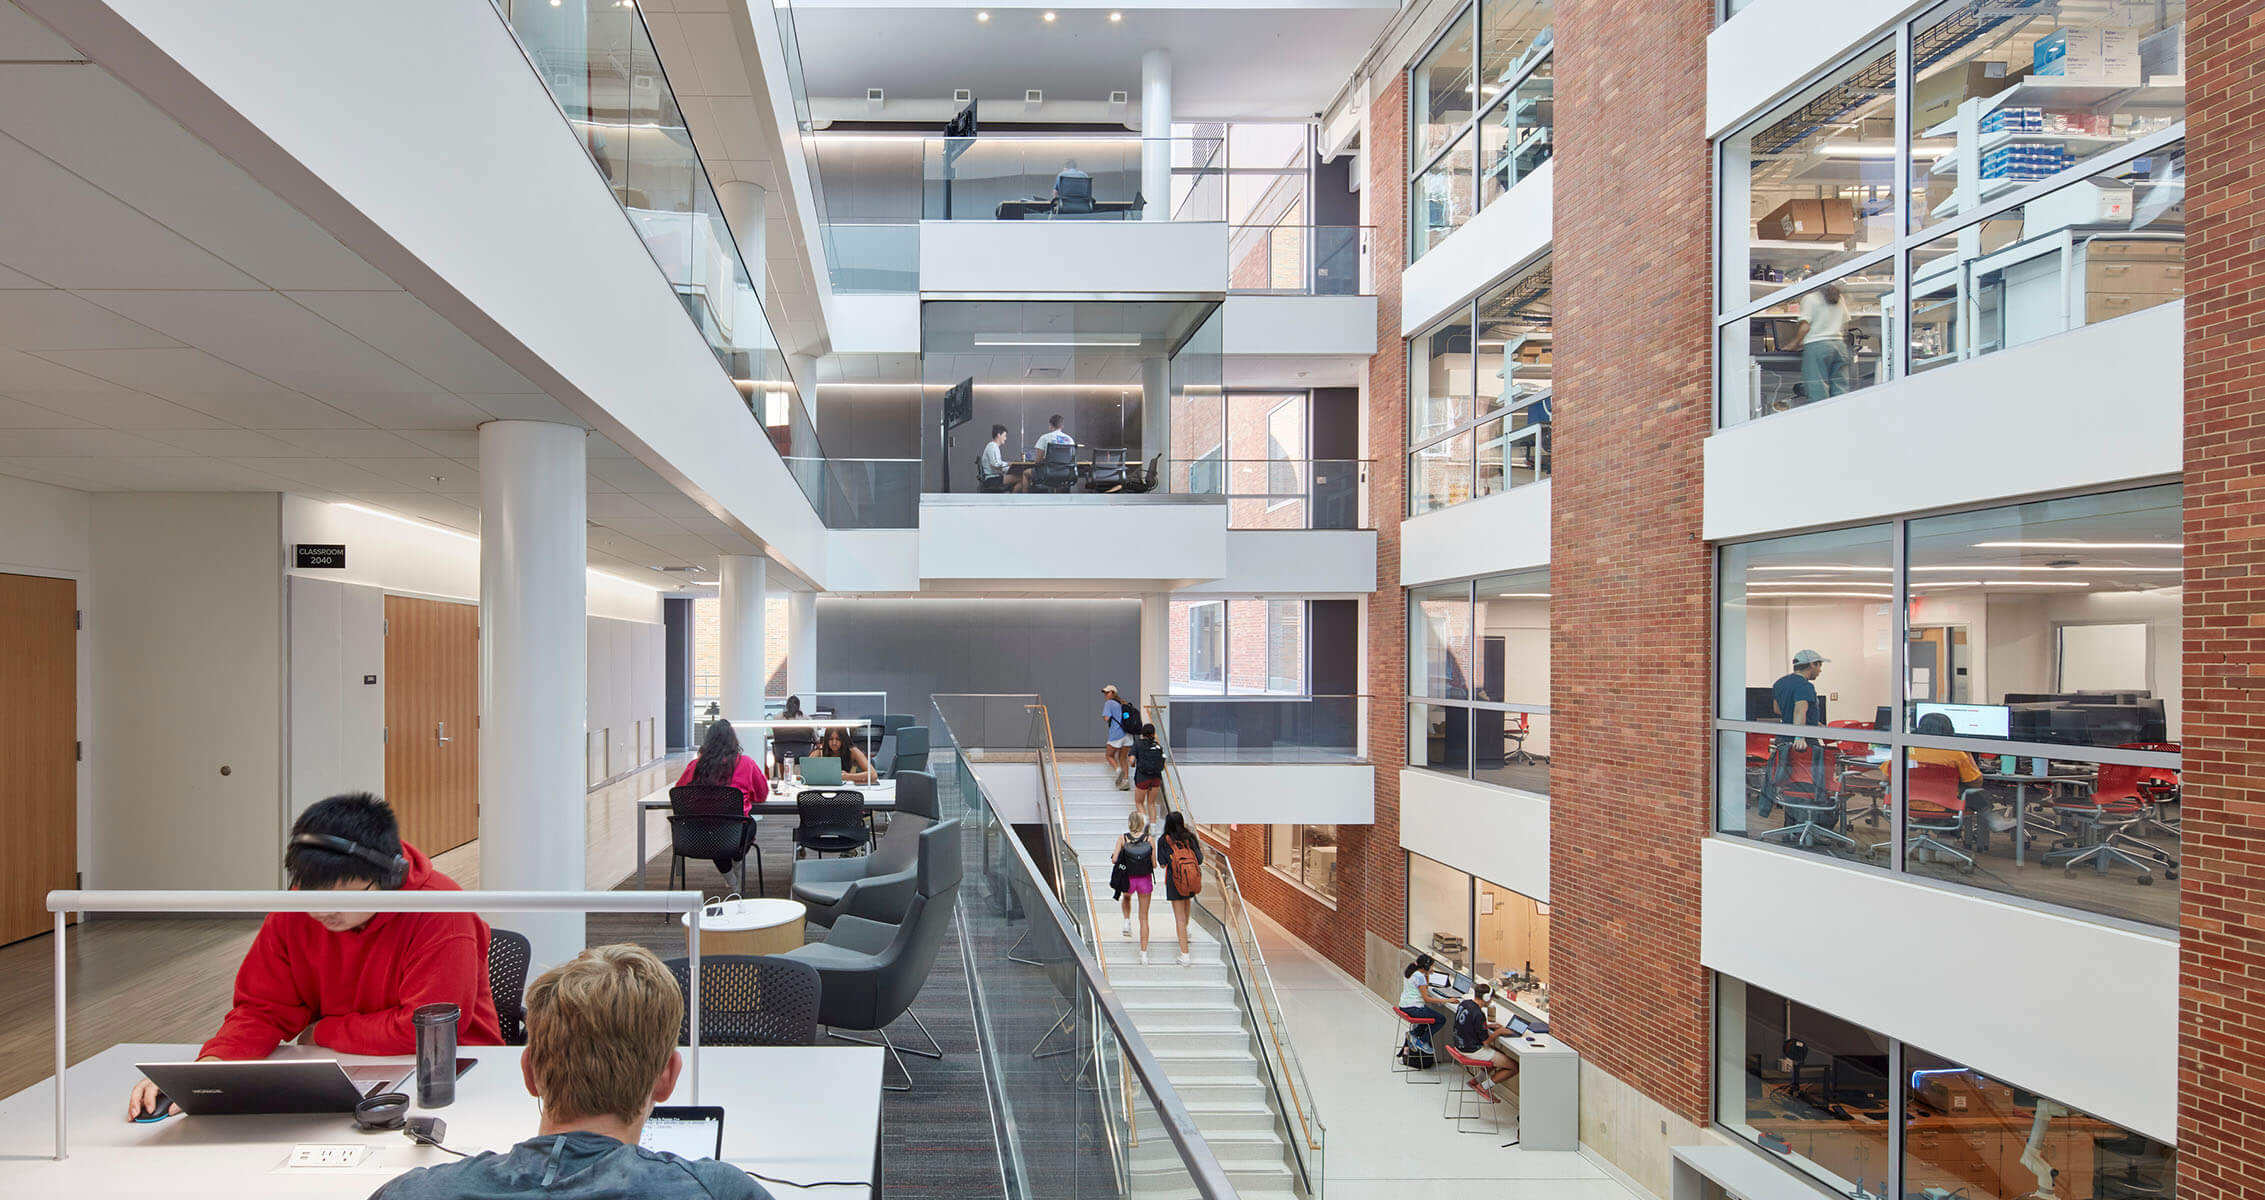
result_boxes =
[287,1144,370,1168]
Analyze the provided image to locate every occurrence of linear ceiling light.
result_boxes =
[1909,565,2179,574]
[970,333,1144,347]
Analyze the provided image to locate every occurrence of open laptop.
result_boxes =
[136,1059,405,1115]
[798,756,844,787]
[641,1106,726,1160]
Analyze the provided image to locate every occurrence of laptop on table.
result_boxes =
[135,1059,406,1115]
[798,756,845,787]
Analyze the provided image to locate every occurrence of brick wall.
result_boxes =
[2179,5,2265,1197]
[1232,76,1410,980]
[1548,0,1715,1129]
[690,595,790,705]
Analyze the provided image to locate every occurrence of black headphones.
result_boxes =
[353,1092,410,1131]
[291,833,408,888]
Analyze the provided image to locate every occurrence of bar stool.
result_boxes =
[1390,1008,1442,1084]
[1443,1044,1504,1135]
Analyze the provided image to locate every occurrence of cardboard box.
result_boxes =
[1915,61,2025,132]
[2034,28,2144,85]
[1756,197,1854,243]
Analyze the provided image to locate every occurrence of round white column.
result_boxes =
[477,420,588,971]
[718,555,769,722]
[715,180,769,303]
[786,590,818,710]
[1141,355,1171,483]
[1141,49,1172,222]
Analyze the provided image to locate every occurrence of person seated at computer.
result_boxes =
[675,719,770,872]
[1052,158,1091,210]
[370,944,770,1200]
[1889,711,1990,849]
[1451,982,1520,1096]
[977,423,1010,493]
[1034,413,1075,460]
[813,725,878,785]
[125,793,501,1119]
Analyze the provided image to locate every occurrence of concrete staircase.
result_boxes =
[1052,757,1302,1200]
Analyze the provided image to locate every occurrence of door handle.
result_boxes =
[437,721,452,745]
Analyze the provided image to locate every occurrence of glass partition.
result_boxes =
[1716,977,1895,1197]
[923,136,1224,221]
[1228,225,1373,295]
[1167,600,1323,696]
[1268,825,1341,901]
[1408,0,1554,260]
[823,224,919,294]
[1720,264,1895,423]
[1409,259,1553,514]
[1410,570,1552,795]
[1903,1045,2175,1200]
[1405,852,1475,976]
[1473,879,1548,1012]
[1718,524,1896,725]
[1156,696,1363,762]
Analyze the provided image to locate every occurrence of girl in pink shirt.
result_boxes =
[676,720,770,874]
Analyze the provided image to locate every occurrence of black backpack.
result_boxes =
[1134,739,1167,778]
[1117,702,1140,738]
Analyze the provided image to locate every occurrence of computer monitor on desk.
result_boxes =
[1912,702,2010,738]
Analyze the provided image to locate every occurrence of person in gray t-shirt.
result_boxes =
[370,945,768,1200]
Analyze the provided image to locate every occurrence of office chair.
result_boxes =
[794,790,872,859]
[889,725,931,778]
[793,772,938,929]
[487,929,532,1046]
[1902,763,1977,873]
[2044,764,2168,883]
[1115,453,1161,494]
[1085,448,1129,492]
[668,785,764,895]
[1757,739,1858,853]
[976,453,1008,493]
[1052,170,1095,215]
[1503,711,1536,765]
[1031,440,1079,493]
[1827,719,1886,828]
[2118,741,2181,841]
[663,955,822,1047]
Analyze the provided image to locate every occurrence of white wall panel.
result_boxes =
[1222,295,1377,357]
[1174,763,1375,825]
[1399,768,1549,902]
[1401,159,1552,335]
[919,220,1228,295]
[1401,480,1550,585]
[827,293,920,354]
[1176,530,1377,596]
[1701,837,2176,1141]
[1708,0,1917,137]
[919,501,1227,585]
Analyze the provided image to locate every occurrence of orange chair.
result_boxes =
[1903,762,1976,873]
[2118,742,2181,840]
[1828,720,1886,827]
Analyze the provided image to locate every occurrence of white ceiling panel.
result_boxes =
[345,491,480,532]
[344,455,479,493]
[0,290,178,351]
[464,392,588,426]
[41,455,304,491]
[0,394,92,428]
[0,67,398,291]
[0,457,104,490]
[395,429,483,458]
[0,3,79,61]
[675,13,756,97]
[0,133,260,291]
[594,517,692,536]
[633,492,720,521]
[0,349,232,428]
[77,290,442,398]
[586,493,667,522]
[0,262,49,288]
[0,428,190,457]
[229,456,415,493]
[130,428,311,457]
[261,428,433,458]
[588,456,679,493]
[287,291,540,394]
[32,348,364,427]
[310,389,495,430]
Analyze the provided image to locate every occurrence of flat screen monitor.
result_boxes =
[1913,702,2010,738]
[1745,686,1778,721]
[943,100,978,139]
[2002,693,2057,707]
[942,377,975,429]
[1873,705,1891,731]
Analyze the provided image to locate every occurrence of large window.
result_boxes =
[1409,259,1553,515]
[1715,485,2182,929]
[1410,0,1554,258]
[1404,852,1551,1009]
[1719,3,2187,424]
[1717,975,2173,1200]
[1169,598,1309,695]
[1268,824,1339,902]
[1407,568,1551,794]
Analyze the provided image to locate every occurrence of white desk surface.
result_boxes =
[0,1043,882,1198]
[638,779,898,811]
[733,719,875,731]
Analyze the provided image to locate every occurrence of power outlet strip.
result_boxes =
[287,1144,371,1169]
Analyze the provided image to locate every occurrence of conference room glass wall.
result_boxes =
[1409,258,1554,515]
[1409,569,1551,794]
[1717,974,2174,1200]
[1409,0,1556,258]
[1717,1,2187,426]
[1714,484,2182,929]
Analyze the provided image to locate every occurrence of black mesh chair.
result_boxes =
[1085,448,1128,492]
[669,785,763,894]
[664,955,822,1047]
[1031,440,1079,493]
[487,928,532,1046]
[888,726,931,779]
[795,790,872,858]
[772,728,817,776]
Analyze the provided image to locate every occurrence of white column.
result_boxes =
[718,555,769,722]
[1139,592,1172,712]
[786,590,818,711]
[1141,355,1171,486]
[715,180,769,304]
[1141,49,1172,222]
[477,421,588,970]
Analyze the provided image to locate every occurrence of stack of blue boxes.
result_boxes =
[1978,108,2072,184]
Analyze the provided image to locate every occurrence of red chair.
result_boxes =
[2045,762,2165,882]
[1903,763,1976,873]
[2118,742,2181,839]
[1443,1043,1506,1134]
[1759,738,1857,852]
[1828,720,1887,826]
[1391,1008,1444,1084]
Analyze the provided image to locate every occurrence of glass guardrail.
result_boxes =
[1152,696,1367,763]
[930,694,1237,1200]
[1148,695,1328,1192]
[824,224,920,294]
[923,136,1227,222]
[493,0,832,520]
[1161,458,1369,530]
[1227,225,1372,296]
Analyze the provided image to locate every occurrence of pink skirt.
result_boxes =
[1126,874,1154,895]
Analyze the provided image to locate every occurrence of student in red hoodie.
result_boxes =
[125,793,502,1119]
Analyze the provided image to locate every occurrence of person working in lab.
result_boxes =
[1765,650,1830,827]
[1793,281,1852,404]
[978,423,1010,493]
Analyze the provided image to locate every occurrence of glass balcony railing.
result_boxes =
[784,456,920,529]
[823,223,919,294]
[1227,225,1372,295]
[1163,457,1369,530]
[923,136,1226,221]
[1152,695,1367,763]
[928,694,1240,1200]
[493,0,832,518]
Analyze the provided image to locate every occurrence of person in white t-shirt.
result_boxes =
[1034,414,1076,459]
[1794,282,1852,404]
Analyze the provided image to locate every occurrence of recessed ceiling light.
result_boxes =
[1109,11,1122,20]
[976,10,989,19]
[1042,10,1056,20]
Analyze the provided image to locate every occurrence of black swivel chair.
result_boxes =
[795,790,873,858]
[772,728,817,776]
[1116,453,1161,494]
[792,772,939,929]
[889,725,931,778]
[669,785,763,895]
[1052,170,1095,215]
[1030,440,1079,493]
[487,929,532,1046]
[1085,448,1129,492]
[785,820,964,1090]
[664,955,823,1047]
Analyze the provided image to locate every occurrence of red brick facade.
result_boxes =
[2179,4,2265,1196]
[1547,0,1716,1128]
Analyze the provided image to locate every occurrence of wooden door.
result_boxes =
[0,573,76,946]
[384,596,480,854]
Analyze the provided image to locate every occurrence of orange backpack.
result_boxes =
[1166,835,1203,897]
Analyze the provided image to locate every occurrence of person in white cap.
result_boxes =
[1772,650,1828,750]
[1101,685,1133,788]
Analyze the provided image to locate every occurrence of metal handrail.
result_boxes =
[1147,697,1329,1168]
[41,889,708,1162]
[928,698,1237,1200]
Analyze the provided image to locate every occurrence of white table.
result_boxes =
[0,1043,883,1197]
[637,780,899,894]
[1498,1032,1579,1151]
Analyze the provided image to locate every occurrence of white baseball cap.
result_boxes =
[1792,649,1828,666]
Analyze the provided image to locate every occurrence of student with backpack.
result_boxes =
[1158,811,1203,966]
[1129,722,1168,828]
[1102,685,1138,789]
[1111,810,1157,965]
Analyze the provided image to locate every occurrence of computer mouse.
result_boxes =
[133,1093,176,1122]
